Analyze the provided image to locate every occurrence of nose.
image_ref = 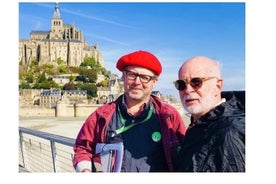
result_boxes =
[133,75,142,84]
[180,83,195,94]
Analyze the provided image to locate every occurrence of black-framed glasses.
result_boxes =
[173,77,217,91]
[124,70,156,83]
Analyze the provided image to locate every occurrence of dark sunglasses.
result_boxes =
[173,77,217,91]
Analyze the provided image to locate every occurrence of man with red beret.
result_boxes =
[73,50,187,172]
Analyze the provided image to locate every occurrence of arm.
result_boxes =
[73,112,102,172]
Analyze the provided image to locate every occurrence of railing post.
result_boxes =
[50,140,58,172]
[71,153,75,172]
[19,131,29,170]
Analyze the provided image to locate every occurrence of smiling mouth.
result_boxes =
[130,88,140,91]
[129,88,142,94]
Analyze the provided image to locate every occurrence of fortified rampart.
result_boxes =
[19,102,186,120]
[19,103,101,118]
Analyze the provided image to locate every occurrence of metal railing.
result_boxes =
[19,127,76,172]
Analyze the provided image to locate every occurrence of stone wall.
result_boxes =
[19,107,56,117]
[19,103,101,118]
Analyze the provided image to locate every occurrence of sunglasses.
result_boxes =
[174,77,217,91]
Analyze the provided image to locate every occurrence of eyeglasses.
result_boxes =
[173,77,217,91]
[124,70,156,83]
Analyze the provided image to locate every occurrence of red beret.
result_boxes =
[116,50,162,76]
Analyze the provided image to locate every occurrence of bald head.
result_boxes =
[177,56,223,119]
[178,56,221,79]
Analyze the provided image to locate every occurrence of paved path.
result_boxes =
[19,116,87,139]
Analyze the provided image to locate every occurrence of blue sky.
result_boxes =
[19,2,245,99]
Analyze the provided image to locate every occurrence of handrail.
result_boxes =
[19,126,76,172]
[19,127,75,147]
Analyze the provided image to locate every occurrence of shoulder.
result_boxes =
[222,91,245,111]
[85,99,119,121]
[151,95,178,112]
[95,102,117,116]
[210,114,245,146]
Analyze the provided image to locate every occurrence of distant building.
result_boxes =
[52,74,71,86]
[40,89,62,108]
[63,90,87,104]
[19,2,104,70]
[97,74,123,103]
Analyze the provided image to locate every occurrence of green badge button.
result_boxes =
[152,131,161,142]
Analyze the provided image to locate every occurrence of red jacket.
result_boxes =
[73,95,186,171]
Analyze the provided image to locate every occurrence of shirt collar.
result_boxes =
[120,94,151,116]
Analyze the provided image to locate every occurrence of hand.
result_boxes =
[81,168,91,172]
[94,162,103,172]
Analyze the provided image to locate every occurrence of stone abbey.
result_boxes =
[19,2,104,68]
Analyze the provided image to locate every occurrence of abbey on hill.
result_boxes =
[19,2,104,69]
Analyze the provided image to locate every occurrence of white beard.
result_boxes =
[181,92,217,117]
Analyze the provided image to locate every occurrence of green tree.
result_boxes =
[34,80,60,89]
[63,82,75,90]
[38,72,47,83]
[68,66,79,73]
[41,64,59,76]
[81,56,101,73]
[25,72,34,83]
[97,79,109,87]
[69,75,75,82]
[18,54,111,95]
[75,75,87,83]
[57,57,64,65]
[30,60,38,69]
[80,83,97,99]
[19,82,31,89]
[79,67,97,83]
[58,65,69,74]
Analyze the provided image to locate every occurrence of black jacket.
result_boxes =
[176,91,245,172]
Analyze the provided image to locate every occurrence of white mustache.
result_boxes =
[183,95,198,101]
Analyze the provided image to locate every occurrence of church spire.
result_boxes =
[52,2,61,19]
[50,2,63,39]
